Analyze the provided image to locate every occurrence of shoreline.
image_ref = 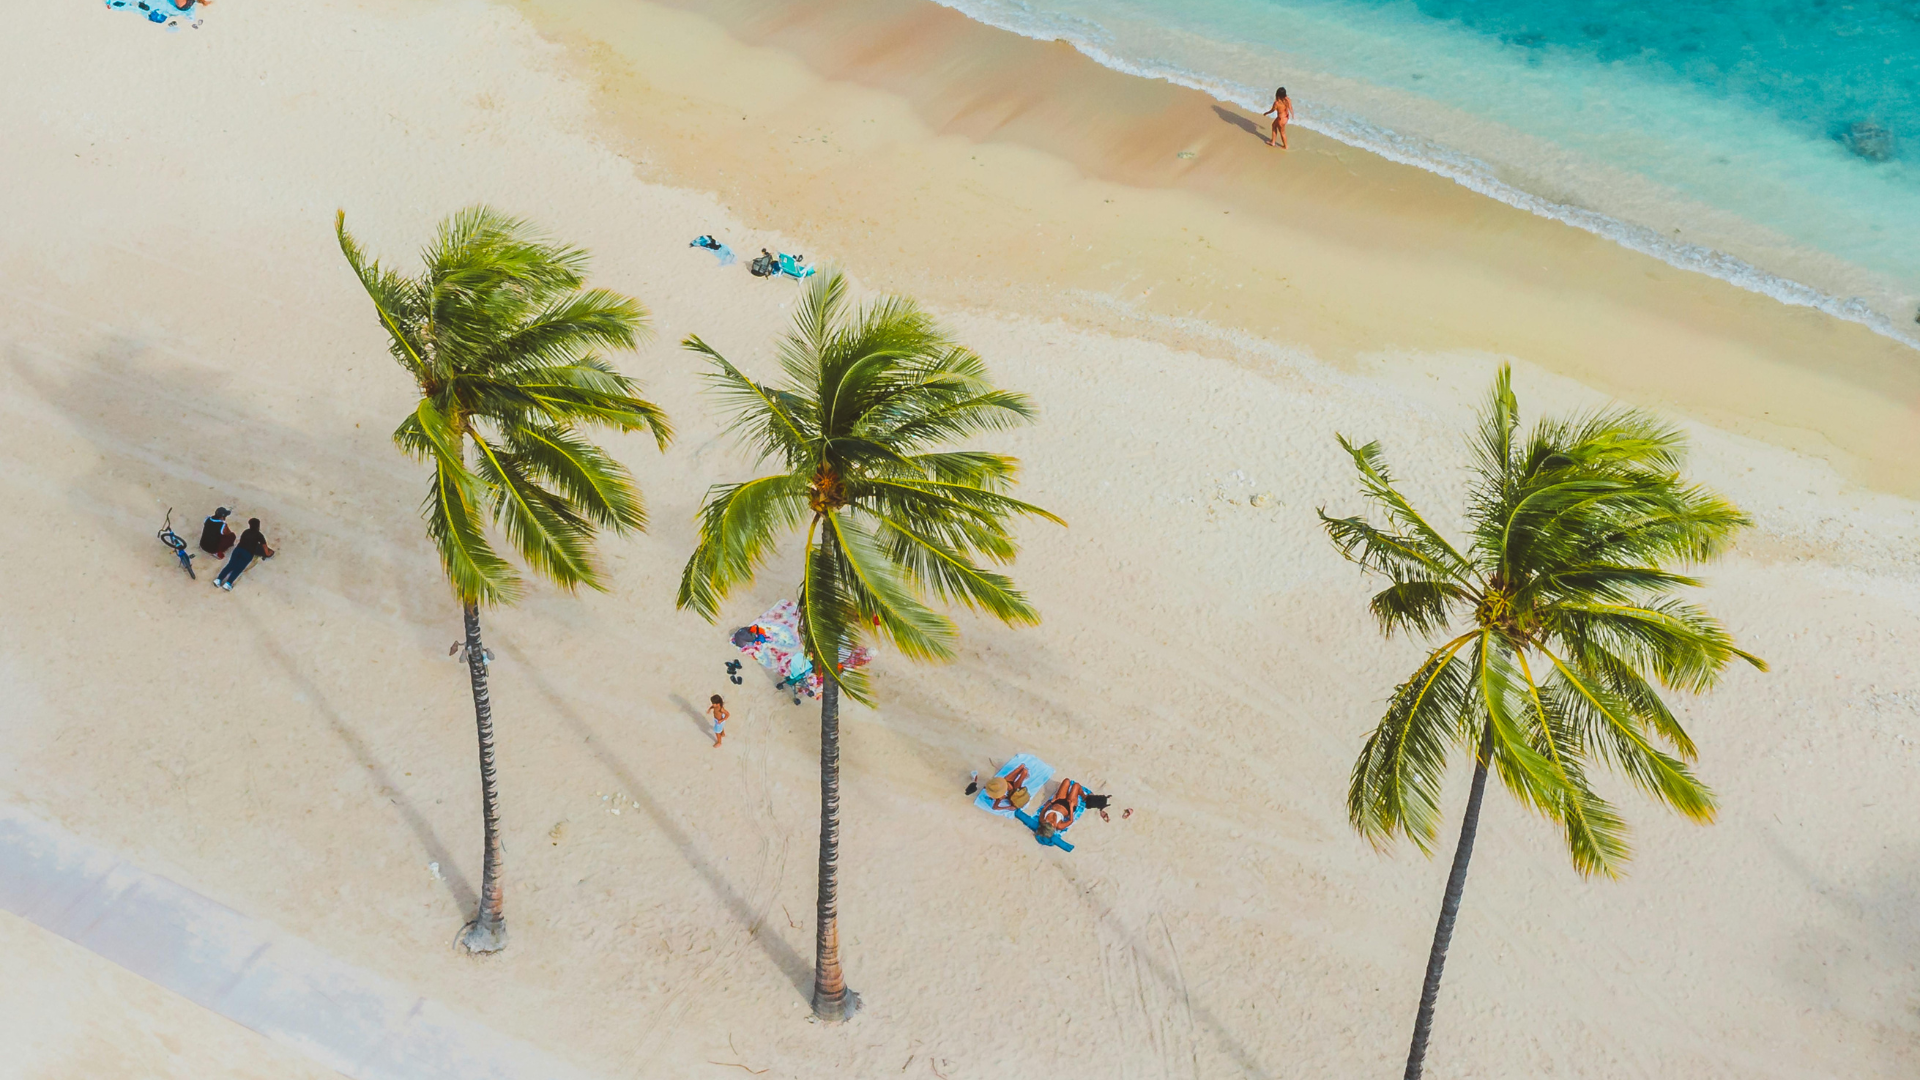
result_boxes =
[520,0,1920,496]
[920,0,1920,354]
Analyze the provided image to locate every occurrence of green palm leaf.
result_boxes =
[1324,363,1760,879]
[338,206,668,605]
[677,267,1058,700]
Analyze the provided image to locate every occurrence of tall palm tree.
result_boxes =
[336,207,671,953]
[677,272,1061,1020]
[1318,365,1763,1078]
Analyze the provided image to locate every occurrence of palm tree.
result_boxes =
[677,272,1061,1020]
[1318,365,1764,1079]
[336,207,671,953]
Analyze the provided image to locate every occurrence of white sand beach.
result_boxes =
[2,1,1918,1078]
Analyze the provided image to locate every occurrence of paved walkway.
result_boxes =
[0,805,593,1080]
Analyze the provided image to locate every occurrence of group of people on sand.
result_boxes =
[197,507,275,592]
[968,765,1125,847]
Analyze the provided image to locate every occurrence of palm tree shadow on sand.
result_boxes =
[240,606,480,914]
[491,636,812,998]
[1050,861,1274,1080]
[4,334,475,912]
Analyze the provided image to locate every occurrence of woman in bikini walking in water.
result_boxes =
[1264,87,1292,148]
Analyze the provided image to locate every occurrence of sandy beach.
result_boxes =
[3,0,1919,1077]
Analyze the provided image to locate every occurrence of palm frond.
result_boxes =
[685,333,816,466]
[497,288,650,370]
[867,508,1040,624]
[424,455,520,606]
[1320,511,1472,587]
[1332,436,1473,580]
[470,434,598,591]
[677,474,811,621]
[503,422,648,533]
[1367,580,1468,638]
[336,211,431,381]
[1538,646,1716,822]
[1554,599,1766,692]
[1349,632,1478,852]
[799,518,874,704]
[824,512,958,662]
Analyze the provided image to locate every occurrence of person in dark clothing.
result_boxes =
[214,518,274,591]
[199,507,237,558]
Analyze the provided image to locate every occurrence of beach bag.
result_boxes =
[749,251,779,277]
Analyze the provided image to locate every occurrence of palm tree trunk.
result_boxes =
[457,601,508,954]
[1403,718,1495,1080]
[809,673,858,1021]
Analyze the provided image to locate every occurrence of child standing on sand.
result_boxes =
[706,694,729,748]
[1264,87,1292,148]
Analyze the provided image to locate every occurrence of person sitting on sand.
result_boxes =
[707,694,729,748]
[1263,87,1292,149]
[199,507,237,558]
[983,766,1032,811]
[213,517,273,592]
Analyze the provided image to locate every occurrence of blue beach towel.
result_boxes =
[1013,807,1074,852]
[105,0,202,30]
[973,753,1053,820]
[689,236,737,266]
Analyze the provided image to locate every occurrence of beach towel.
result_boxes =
[973,754,1054,821]
[729,600,873,700]
[105,0,202,30]
[689,236,737,266]
[1013,807,1074,852]
[778,253,816,279]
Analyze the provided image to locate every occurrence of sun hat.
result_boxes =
[982,776,1011,799]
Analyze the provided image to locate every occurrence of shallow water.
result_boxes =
[931,0,1920,344]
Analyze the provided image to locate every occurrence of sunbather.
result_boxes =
[1035,778,1085,838]
[982,766,1031,811]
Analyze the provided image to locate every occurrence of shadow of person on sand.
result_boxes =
[669,692,721,744]
[493,636,813,998]
[1213,104,1267,142]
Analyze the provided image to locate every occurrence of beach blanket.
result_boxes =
[973,754,1054,821]
[1013,807,1074,852]
[689,236,736,266]
[729,600,873,700]
[105,0,202,30]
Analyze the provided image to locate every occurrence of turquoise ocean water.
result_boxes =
[932,0,1920,344]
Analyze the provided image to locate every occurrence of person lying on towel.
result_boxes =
[1035,778,1086,840]
[1025,779,1117,849]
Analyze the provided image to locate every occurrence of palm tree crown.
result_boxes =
[678,271,1061,699]
[1321,366,1764,877]
[336,206,671,603]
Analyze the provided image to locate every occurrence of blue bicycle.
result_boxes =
[158,508,195,579]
